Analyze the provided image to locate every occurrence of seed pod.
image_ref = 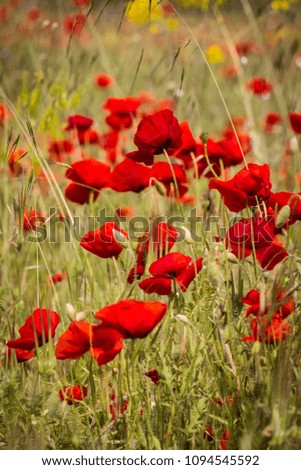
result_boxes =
[275,205,291,228]
[154,179,167,196]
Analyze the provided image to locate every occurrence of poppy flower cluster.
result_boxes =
[55,300,167,366]
[59,385,88,405]
[241,289,295,343]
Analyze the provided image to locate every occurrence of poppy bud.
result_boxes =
[226,252,239,263]
[181,226,193,244]
[176,314,189,324]
[112,229,129,248]
[154,179,167,196]
[200,131,209,144]
[275,205,291,228]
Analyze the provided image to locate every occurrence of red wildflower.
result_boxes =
[63,13,86,35]
[225,216,288,270]
[243,314,291,344]
[127,222,179,283]
[103,96,142,131]
[246,77,273,97]
[0,6,9,22]
[197,137,246,178]
[263,112,282,133]
[7,308,60,350]
[73,0,91,6]
[55,321,124,366]
[49,272,67,285]
[128,109,183,166]
[0,103,9,126]
[8,148,28,176]
[27,7,41,21]
[99,130,119,164]
[173,121,203,168]
[242,289,295,318]
[95,73,114,88]
[115,206,134,219]
[94,299,167,338]
[65,114,93,131]
[209,163,272,212]
[6,347,34,364]
[109,393,128,419]
[59,385,88,405]
[220,429,231,450]
[139,252,203,295]
[145,369,160,385]
[109,159,151,193]
[235,40,257,57]
[23,209,47,231]
[288,112,301,134]
[150,161,188,198]
[48,139,74,162]
[65,159,110,204]
[80,222,128,259]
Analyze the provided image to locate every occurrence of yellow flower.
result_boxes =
[126,0,163,24]
[165,17,179,31]
[271,0,297,10]
[205,44,225,64]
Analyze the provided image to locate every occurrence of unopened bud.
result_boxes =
[181,226,193,244]
[226,252,239,263]
[200,131,209,144]
[154,180,167,196]
[112,229,128,248]
[275,205,291,228]
[66,303,76,321]
[176,314,189,324]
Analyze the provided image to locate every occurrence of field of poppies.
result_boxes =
[1,0,301,451]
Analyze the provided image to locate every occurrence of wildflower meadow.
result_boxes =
[1,0,301,452]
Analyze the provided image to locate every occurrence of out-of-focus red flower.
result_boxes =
[80,222,128,259]
[235,40,257,57]
[94,299,167,338]
[99,130,119,165]
[225,216,288,270]
[73,0,91,6]
[145,369,160,385]
[173,121,203,168]
[288,112,301,134]
[109,393,128,419]
[203,427,214,442]
[243,314,291,344]
[103,96,142,131]
[48,139,74,162]
[8,148,28,176]
[128,109,182,166]
[59,385,88,405]
[0,103,9,125]
[65,114,93,131]
[262,112,282,133]
[55,321,124,366]
[77,129,100,146]
[65,159,110,204]
[209,163,271,212]
[139,252,203,295]
[0,6,9,22]
[7,308,60,350]
[49,272,67,285]
[23,209,47,231]
[63,13,86,35]
[127,222,179,284]
[109,159,151,193]
[95,73,114,88]
[268,191,301,225]
[27,7,41,21]
[115,206,134,219]
[220,429,231,450]
[242,289,295,318]
[222,64,238,79]
[246,77,273,97]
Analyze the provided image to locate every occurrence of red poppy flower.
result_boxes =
[65,159,110,204]
[242,289,295,318]
[73,0,91,6]
[65,114,93,132]
[243,314,291,344]
[55,321,124,366]
[127,222,179,283]
[63,13,86,35]
[103,96,142,131]
[95,73,114,88]
[219,429,231,450]
[268,191,301,225]
[139,252,203,295]
[8,148,28,176]
[235,40,257,57]
[59,385,88,405]
[115,206,134,219]
[6,347,34,364]
[288,112,301,134]
[209,163,272,212]
[262,112,282,133]
[246,77,273,97]
[0,103,9,126]
[145,369,160,385]
[109,159,151,193]
[27,7,41,21]
[99,130,119,164]
[109,393,128,419]
[128,109,183,166]
[48,139,74,162]
[49,272,67,285]
[23,209,47,231]
[0,6,9,22]
[80,222,128,259]
[173,121,203,168]
[7,308,60,350]
[94,299,167,338]
[77,129,100,146]
[151,161,188,198]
